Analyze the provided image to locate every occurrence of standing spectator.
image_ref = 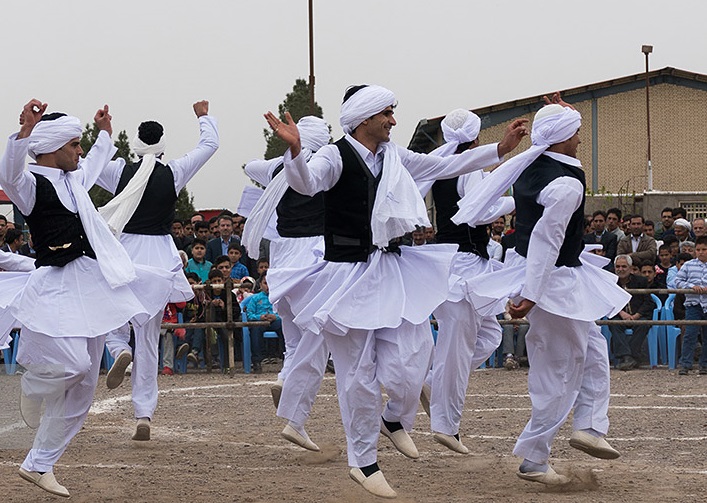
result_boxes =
[655,244,672,288]
[0,214,7,247]
[673,206,688,220]
[606,208,625,241]
[583,210,618,261]
[232,214,246,238]
[183,272,208,368]
[673,218,695,245]
[184,238,212,283]
[245,271,283,374]
[227,243,249,279]
[424,226,437,244]
[206,214,240,263]
[208,216,220,239]
[255,258,269,281]
[170,219,187,250]
[18,233,36,258]
[411,226,426,246]
[617,214,657,265]
[675,236,707,375]
[667,252,693,289]
[190,212,205,226]
[490,216,506,240]
[611,255,655,370]
[692,217,706,238]
[644,220,656,238]
[656,207,674,240]
[1,228,24,253]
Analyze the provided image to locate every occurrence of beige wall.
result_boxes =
[478,83,707,194]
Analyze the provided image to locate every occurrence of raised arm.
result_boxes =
[77,105,117,189]
[0,99,48,214]
[169,100,219,192]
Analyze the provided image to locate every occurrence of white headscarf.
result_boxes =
[339,85,396,134]
[452,104,581,226]
[429,109,481,158]
[99,129,166,238]
[27,115,83,160]
[241,116,330,258]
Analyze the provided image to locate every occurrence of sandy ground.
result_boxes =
[1,364,706,503]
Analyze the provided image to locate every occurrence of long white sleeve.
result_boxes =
[77,130,118,190]
[400,143,501,184]
[169,115,219,192]
[520,177,584,303]
[244,157,282,188]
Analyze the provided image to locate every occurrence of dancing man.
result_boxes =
[99,101,218,441]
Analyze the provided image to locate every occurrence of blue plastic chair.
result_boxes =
[599,318,618,366]
[240,297,279,374]
[661,294,681,369]
[4,329,20,375]
[647,294,663,368]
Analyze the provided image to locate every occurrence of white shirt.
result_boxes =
[520,152,585,303]
[283,134,502,196]
[244,156,283,188]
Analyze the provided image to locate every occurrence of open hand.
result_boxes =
[264,111,301,157]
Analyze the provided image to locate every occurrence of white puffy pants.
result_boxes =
[426,299,501,435]
[513,307,610,464]
[324,320,433,467]
[17,329,105,473]
[105,314,162,419]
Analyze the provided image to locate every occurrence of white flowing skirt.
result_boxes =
[269,243,458,336]
[10,256,175,338]
[465,249,631,321]
[120,233,193,303]
[0,272,30,348]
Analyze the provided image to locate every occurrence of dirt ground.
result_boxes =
[2,363,706,503]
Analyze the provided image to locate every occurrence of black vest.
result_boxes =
[272,163,325,238]
[323,138,383,263]
[116,160,177,235]
[513,154,586,267]
[431,177,490,259]
[23,173,96,267]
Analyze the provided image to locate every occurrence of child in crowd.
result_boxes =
[161,302,188,375]
[207,268,242,370]
[655,244,672,286]
[235,276,255,304]
[675,236,707,375]
[244,271,283,373]
[184,272,208,368]
[256,258,269,279]
[185,238,212,283]
[227,243,249,280]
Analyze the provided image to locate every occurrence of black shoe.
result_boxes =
[699,368,707,375]
[617,356,637,371]
[679,368,690,375]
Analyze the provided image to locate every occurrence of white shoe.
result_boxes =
[349,468,397,499]
[132,417,151,441]
[19,391,42,429]
[517,465,570,486]
[569,430,620,459]
[106,350,132,389]
[433,432,469,454]
[271,379,283,409]
[19,467,70,497]
[281,424,320,451]
[380,421,419,459]
[420,383,431,417]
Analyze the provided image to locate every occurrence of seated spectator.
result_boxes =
[641,260,667,303]
[227,243,250,279]
[160,302,188,376]
[244,271,283,374]
[611,255,656,371]
[0,228,24,253]
[184,272,208,368]
[490,216,506,240]
[236,276,256,304]
[675,236,707,375]
[213,255,235,283]
[680,240,696,258]
[185,238,212,283]
[583,210,618,261]
[207,268,242,369]
[256,258,269,279]
[617,214,657,266]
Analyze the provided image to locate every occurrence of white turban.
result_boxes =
[429,109,481,158]
[339,85,395,135]
[452,104,581,226]
[298,116,330,152]
[27,115,83,160]
[674,218,691,231]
